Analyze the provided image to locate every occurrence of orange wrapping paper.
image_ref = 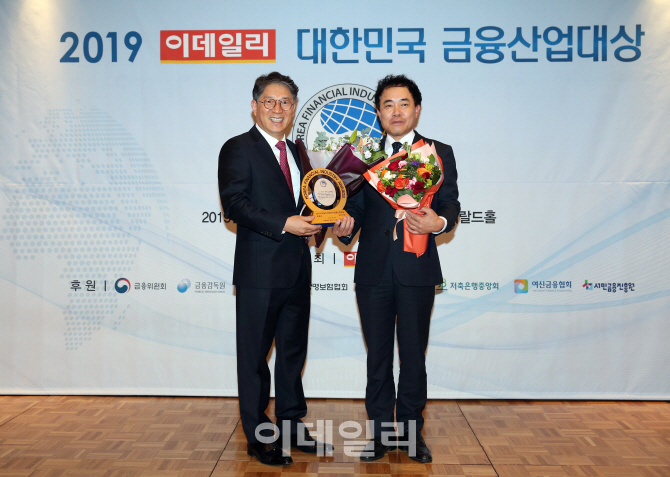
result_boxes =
[363,139,444,257]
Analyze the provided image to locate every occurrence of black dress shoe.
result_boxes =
[290,429,335,454]
[397,432,432,463]
[360,438,390,462]
[247,442,292,466]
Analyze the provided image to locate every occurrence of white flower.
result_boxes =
[372,142,380,151]
[420,156,429,164]
[364,150,372,159]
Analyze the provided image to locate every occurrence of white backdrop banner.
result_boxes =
[1,0,669,398]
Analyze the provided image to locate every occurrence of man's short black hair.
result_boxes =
[374,74,422,110]
[252,72,299,102]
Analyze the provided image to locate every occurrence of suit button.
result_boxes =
[384,230,390,235]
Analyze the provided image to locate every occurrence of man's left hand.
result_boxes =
[404,207,445,235]
[332,216,354,237]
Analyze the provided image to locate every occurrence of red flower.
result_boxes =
[388,161,400,171]
[421,171,431,179]
[413,181,425,194]
[377,181,386,193]
[385,185,398,196]
[394,178,409,189]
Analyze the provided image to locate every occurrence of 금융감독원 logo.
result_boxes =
[115,278,131,293]
[583,280,593,290]
[291,84,382,148]
[514,279,528,293]
[177,279,191,293]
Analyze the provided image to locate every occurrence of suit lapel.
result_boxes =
[412,130,426,145]
[249,127,296,204]
[286,139,304,209]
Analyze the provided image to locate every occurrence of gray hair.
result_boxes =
[252,71,298,102]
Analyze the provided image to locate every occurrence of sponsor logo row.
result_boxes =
[514,279,636,293]
[70,278,635,295]
[70,279,226,294]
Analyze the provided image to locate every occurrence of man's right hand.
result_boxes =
[284,215,322,237]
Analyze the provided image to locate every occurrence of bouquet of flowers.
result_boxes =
[296,129,388,248]
[311,129,387,166]
[363,139,444,257]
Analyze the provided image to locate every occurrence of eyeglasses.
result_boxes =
[257,98,294,111]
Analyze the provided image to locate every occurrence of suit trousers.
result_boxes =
[355,257,435,438]
[235,242,311,443]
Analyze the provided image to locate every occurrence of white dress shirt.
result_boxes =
[255,124,300,204]
[385,130,448,234]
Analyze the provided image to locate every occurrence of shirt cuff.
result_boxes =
[432,216,448,235]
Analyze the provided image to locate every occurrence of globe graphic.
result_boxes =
[319,99,382,138]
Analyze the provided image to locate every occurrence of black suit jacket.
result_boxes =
[218,126,307,289]
[340,131,460,287]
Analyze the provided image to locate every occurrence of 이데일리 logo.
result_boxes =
[115,278,131,293]
[583,280,593,290]
[177,279,191,293]
[291,84,383,148]
[160,30,275,63]
[514,279,528,293]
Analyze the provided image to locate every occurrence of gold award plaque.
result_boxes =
[301,168,349,226]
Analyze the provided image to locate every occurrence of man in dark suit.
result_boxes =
[333,74,460,463]
[218,72,332,466]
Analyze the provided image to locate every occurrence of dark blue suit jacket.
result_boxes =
[339,131,460,287]
[218,126,307,289]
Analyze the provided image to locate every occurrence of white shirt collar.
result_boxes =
[254,124,300,204]
[255,124,286,149]
[385,130,415,154]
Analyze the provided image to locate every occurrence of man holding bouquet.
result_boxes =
[219,72,332,466]
[334,74,460,462]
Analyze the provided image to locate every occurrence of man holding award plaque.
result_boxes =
[334,75,460,462]
[218,72,333,466]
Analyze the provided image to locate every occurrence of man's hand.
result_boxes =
[332,215,354,237]
[404,207,445,235]
[284,215,322,237]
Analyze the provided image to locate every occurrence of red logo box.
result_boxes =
[160,30,275,63]
[344,252,356,267]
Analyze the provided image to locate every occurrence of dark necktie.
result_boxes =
[391,141,403,155]
[276,141,294,200]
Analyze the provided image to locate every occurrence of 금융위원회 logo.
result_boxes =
[115,278,131,293]
[514,279,528,293]
[291,84,383,149]
[177,279,191,293]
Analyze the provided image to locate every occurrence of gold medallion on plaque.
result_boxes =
[301,168,348,226]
